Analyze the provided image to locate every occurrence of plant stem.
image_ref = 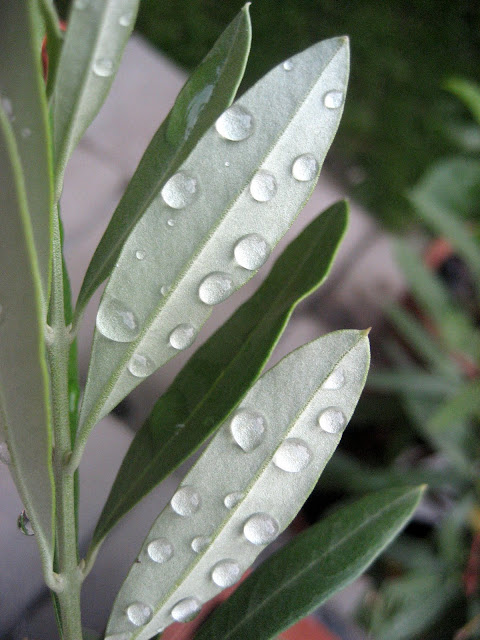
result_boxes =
[48,209,83,640]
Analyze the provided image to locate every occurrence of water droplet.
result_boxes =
[230,409,266,452]
[96,296,140,342]
[147,538,174,564]
[283,59,294,71]
[0,442,11,465]
[323,368,345,390]
[291,154,319,182]
[135,250,146,260]
[167,218,175,227]
[324,90,344,109]
[191,535,211,553]
[211,560,241,587]
[234,234,270,270]
[224,161,230,167]
[1,97,14,122]
[161,172,198,209]
[93,58,114,77]
[128,353,156,378]
[224,492,244,509]
[160,285,169,296]
[198,272,234,305]
[119,10,134,27]
[74,0,89,8]
[17,510,34,536]
[171,597,201,622]
[169,324,196,350]
[250,170,277,202]
[318,407,346,434]
[21,127,32,139]
[273,438,312,473]
[126,602,152,626]
[243,513,279,545]
[215,104,253,141]
[171,486,201,517]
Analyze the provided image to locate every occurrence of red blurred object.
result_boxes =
[41,20,66,81]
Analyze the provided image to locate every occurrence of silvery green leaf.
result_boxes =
[0,105,54,568]
[52,0,139,198]
[0,1,54,305]
[74,5,252,320]
[105,329,369,640]
[78,37,350,447]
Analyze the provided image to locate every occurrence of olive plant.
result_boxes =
[0,2,423,639]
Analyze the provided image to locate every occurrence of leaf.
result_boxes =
[78,37,350,450]
[37,0,64,98]
[0,1,54,305]
[444,77,480,126]
[105,329,369,639]
[51,0,140,198]
[0,103,54,568]
[75,5,252,320]
[193,486,425,640]
[92,201,348,548]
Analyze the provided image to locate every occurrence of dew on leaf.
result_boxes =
[198,272,234,305]
[17,510,34,536]
[230,408,266,452]
[96,296,140,343]
[93,58,114,78]
[215,104,253,141]
[21,127,32,139]
[318,407,346,433]
[283,59,294,71]
[126,602,152,626]
[250,170,277,202]
[171,597,201,622]
[191,535,211,553]
[211,560,241,588]
[243,513,279,545]
[224,492,244,509]
[135,250,146,260]
[291,154,318,182]
[119,10,134,27]
[323,368,345,390]
[169,324,196,350]
[273,438,312,473]
[234,234,270,270]
[323,90,344,109]
[147,538,174,564]
[171,486,201,516]
[161,172,197,209]
[167,218,175,227]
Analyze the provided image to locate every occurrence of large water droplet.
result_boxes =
[147,538,174,564]
[250,170,277,202]
[191,535,211,553]
[96,296,140,342]
[119,10,134,27]
[324,90,344,109]
[161,172,198,209]
[211,560,241,588]
[318,407,346,434]
[291,154,319,182]
[215,104,253,141]
[198,272,234,305]
[135,249,146,260]
[283,59,294,71]
[230,409,266,452]
[171,486,201,517]
[234,234,270,270]
[323,368,345,390]
[93,58,114,77]
[17,510,34,536]
[243,513,279,545]
[273,438,312,473]
[126,602,152,626]
[171,597,201,622]
[0,442,11,465]
[224,492,244,509]
[169,324,196,350]
[128,353,156,378]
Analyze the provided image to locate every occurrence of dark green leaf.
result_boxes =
[444,77,480,126]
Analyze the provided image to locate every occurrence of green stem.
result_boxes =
[48,209,83,640]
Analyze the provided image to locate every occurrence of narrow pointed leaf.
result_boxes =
[194,486,425,640]
[444,77,480,126]
[0,106,54,566]
[75,5,252,319]
[92,201,348,548]
[0,1,54,305]
[52,0,139,197]
[79,37,350,445]
[105,329,369,639]
[37,0,64,98]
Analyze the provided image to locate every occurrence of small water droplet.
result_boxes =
[230,409,266,452]
[198,272,234,305]
[291,154,319,182]
[324,90,344,109]
[211,560,241,588]
[93,58,114,78]
[243,513,279,545]
[224,492,244,509]
[160,285,169,296]
[171,486,201,516]
[283,59,294,71]
[169,324,196,350]
[96,296,140,342]
[128,353,156,378]
[21,127,32,139]
[215,104,253,141]
[323,368,345,390]
[234,234,270,270]
[119,10,134,27]
[17,510,34,536]
[0,442,11,465]
[250,170,277,202]
[171,597,201,622]
[191,535,211,553]
[318,407,346,434]
[147,538,174,563]
[273,438,312,473]
[224,161,230,167]
[126,602,152,626]
[167,218,175,227]
[74,0,89,8]
[161,172,198,209]
[135,249,146,260]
